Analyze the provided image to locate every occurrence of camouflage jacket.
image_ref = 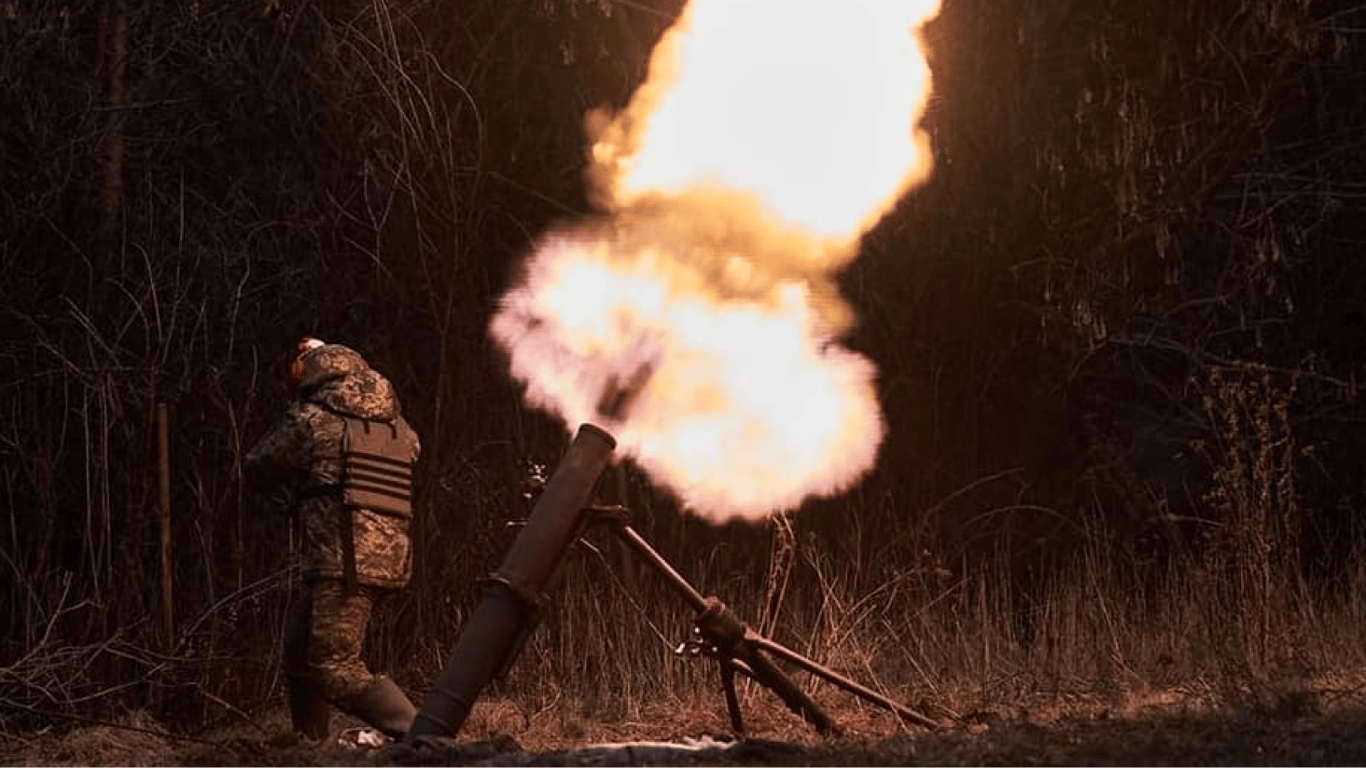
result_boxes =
[245,344,420,589]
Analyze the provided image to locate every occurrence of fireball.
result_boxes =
[492,0,942,523]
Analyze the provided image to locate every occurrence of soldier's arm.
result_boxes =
[244,407,314,491]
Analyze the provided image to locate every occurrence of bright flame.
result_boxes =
[492,0,942,523]
[588,0,940,244]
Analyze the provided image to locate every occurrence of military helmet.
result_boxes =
[288,337,369,394]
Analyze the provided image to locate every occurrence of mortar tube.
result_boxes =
[406,423,617,741]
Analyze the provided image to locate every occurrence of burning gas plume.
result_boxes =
[491,0,941,523]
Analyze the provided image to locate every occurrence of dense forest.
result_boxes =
[2,0,1364,739]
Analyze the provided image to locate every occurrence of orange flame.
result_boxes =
[492,0,942,522]
[588,0,940,244]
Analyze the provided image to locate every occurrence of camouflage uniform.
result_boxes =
[246,342,421,739]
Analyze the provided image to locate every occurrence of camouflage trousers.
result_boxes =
[283,578,395,703]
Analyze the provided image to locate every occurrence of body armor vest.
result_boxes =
[335,415,413,593]
[340,416,414,519]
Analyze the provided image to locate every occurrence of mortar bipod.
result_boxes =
[582,503,941,735]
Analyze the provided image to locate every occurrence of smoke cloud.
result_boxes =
[491,0,941,522]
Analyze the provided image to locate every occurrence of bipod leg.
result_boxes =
[607,519,839,736]
[734,637,838,736]
[698,598,839,736]
[719,659,744,736]
[748,634,943,730]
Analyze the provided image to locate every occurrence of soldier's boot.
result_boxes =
[341,676,417,739]
[288,676,332,741]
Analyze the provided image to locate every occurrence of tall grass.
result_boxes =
[2,0,1361,744]
[454,368,1361,737]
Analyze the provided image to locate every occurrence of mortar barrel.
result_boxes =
[406,423,616,740]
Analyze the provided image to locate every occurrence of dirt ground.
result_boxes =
[7,685,1366,766]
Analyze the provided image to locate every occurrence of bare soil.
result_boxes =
[7,684,1366,766]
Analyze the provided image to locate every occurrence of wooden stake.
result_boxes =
[157,402,173,650]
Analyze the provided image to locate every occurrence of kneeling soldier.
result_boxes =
[246,338,421,741]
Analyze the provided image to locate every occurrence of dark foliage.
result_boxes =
[1,0,1362,730]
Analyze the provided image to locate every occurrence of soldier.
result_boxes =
[245,337,421,741]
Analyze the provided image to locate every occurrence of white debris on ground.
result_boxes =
[338,727,389,750]
[551,735,749,765]
[381,733,805,766]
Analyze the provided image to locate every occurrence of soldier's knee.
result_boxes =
[313,662,375,704]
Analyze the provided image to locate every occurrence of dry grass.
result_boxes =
[2,0,1362,764]
[9,501,1366,766]
[423,391,1366,759]
[2,710,183,767]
